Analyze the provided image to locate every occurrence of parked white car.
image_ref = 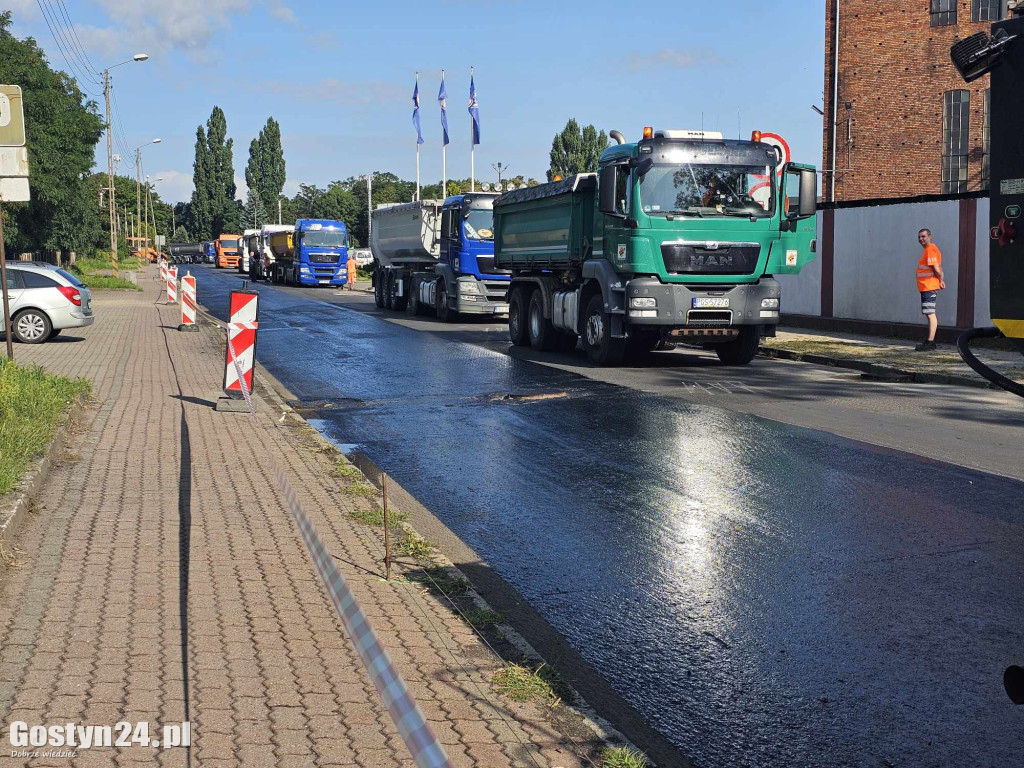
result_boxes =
[2,263,95,343]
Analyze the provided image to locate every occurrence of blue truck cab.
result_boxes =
[293,218,348,286]
[438,193,510,314]
[202,241,216,263]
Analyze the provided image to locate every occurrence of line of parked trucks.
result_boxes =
[166,127,817,367]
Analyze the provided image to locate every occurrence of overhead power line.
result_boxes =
[49,0,101,78]
[33,0,102,95]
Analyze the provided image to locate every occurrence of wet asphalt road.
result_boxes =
[192,265,1024,768]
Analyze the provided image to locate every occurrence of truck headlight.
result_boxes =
[761,298,779,308]
[630,297,657,309]
[458,281,479,294]
[300,265,310,272]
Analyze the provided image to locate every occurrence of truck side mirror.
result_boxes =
[598,166,618,215]
[799,169,817,218]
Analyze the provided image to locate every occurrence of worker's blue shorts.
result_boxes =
[920,291,937,316]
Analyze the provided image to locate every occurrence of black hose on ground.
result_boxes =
[956,326,1024,398]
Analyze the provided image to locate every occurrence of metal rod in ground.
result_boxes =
[382,473,392,581]
[0,202,13,361]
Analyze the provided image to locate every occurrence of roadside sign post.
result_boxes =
[0,85,29,362]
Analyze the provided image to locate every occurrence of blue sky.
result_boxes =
[8,0,827,204]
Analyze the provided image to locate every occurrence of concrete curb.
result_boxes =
[0,398,86,557]
[758,345,997,389]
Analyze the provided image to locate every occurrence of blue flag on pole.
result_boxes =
[412,80,424,145]
[438,75,449,147]
[468,75,480,145]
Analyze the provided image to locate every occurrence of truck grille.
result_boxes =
[310,252,339,264]
[662,242,760,275]
[685,310,733,327]
[482,280,509,302]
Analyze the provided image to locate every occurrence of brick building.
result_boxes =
[822,0,1010,202]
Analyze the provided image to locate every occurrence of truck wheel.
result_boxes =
[582,294,625,366]
[383,272,395,310]
[714,325,760,365]
[508,287,529,346]
[436,280,456,322]
[406,281,425,316]
[528,289,558,351]
[373,270,385,308]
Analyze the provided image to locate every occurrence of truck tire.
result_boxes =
[406,280,425,316]
[714,325,760,365]
[508,287,529,346]
[436,280,456,323]
[390,275,408,312]
[383,271,395,310]
[582,294,625,366]
[373,270,385,308]
[528,289,558,351]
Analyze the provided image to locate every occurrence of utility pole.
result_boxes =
[143,176,151,263]
[103,70,118,277]
[278,198,282,225]
[136,149,142,264]
[367,173,372,248]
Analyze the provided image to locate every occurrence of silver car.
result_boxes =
[2,263,95,343]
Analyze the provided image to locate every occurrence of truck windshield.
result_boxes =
[640,163,774,219]
[463,209,494,241]
[220,240,239,252]
[303,229,347,248]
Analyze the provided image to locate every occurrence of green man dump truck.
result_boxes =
[493,128,818,365]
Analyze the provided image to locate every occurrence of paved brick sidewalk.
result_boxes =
[0,276,590,767]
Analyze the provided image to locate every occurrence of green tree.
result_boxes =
[547,119,607,181]
[0,11,104,256]
[189,125,212,238]
[171,225,189,243]
[244,117,286,219]
[242,191,268,230]
[189,106,238,239]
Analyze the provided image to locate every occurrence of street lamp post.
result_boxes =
[135,139,160,266]
[103,54,148,278]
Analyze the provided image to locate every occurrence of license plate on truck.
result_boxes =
[692,297,729,308]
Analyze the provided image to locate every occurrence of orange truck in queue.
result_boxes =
[215,234,242,269]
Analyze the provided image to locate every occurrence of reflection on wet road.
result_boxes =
[196,268,1024,768]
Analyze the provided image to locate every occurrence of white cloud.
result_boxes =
[152,169,193,205]
[623,48,722,72]
[72,1,295,59]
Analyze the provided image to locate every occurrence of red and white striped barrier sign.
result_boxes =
[159,259,167,283]
[179,272,197,330]
[166,265,178,304]
[223,290,258,398]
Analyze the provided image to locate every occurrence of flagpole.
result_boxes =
[415,71,421,201]
[470,66,475,192]
[441,69,447,198]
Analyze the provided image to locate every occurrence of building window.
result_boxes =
[982,88,991,190]
[942,90,970,193]
[931,0,957,26]
[972,0,1002,22]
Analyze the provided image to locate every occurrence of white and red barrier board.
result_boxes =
[159,259,167,282]
[223,291,258,398]
[166,265,177,303]
[181,273,196,326]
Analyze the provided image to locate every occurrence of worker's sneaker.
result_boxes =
[914,341,938,351]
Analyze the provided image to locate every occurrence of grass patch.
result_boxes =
[463,609,504,629]
[414,565,469,596]
[331,460,363,480]
[395,534,434,561]
[340,482,378,499]
[492,663,570,705]
[599,746,649,768]
[349,506,408,528]
[0,360,89,495]
[66,260,141,291]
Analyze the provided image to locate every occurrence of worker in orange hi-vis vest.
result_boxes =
[914,228,946,352]
[346,254,358,290]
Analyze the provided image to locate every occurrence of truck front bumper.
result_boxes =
[454,298,509,314]
[624,277,781,327]
[453,279,510,314]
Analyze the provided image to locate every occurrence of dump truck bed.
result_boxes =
[493,174,596,271]
[370,200,442,268]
